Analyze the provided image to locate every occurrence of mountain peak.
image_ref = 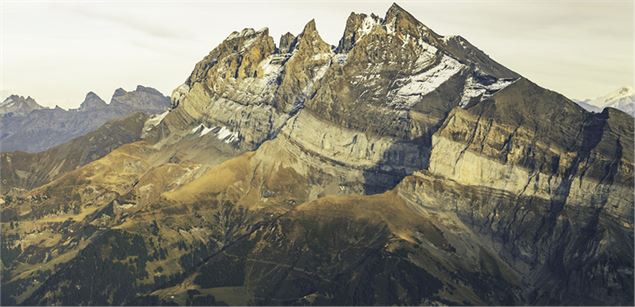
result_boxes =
[85,91,100,99]
[296,19,331,53]
[576,86,635,117]
[0,94,44,115]
[186,25,276,85]
[229,27,262,39]
[384,2,428,32]
[279,32,296,53]
[303,19,317,33]
[79,91,107,111]
[298,19,322,42]
[134,85,163,96]
[1,95,37,105]
[109,85,171,112]
[336,12,381,53]
[617,85,634,96]
[2,94,20,103]
[386,2,408,17]
[592,86,635,106]
[113,88,127,97]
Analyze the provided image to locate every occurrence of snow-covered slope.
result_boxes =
[576,86,634,116]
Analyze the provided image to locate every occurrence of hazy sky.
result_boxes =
[1,0,633,108]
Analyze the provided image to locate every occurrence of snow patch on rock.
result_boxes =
[389,55,464,108]
[460,74,517,108]
[191,123,239,143]
[200,125,215,136]
[142,110,170,136]
[146,110,169,127]
[258,56,284,86]
[216,126,238,143]
[359,15,381,36]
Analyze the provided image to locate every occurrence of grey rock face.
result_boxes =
[0,86,170,153]
[78,92,107,111]
[0,95,44,115]
[111,85,172,113]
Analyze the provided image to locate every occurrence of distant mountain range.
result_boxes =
[575,86,634,116]
[0,95,44,115]
[0,85,170,152]
[1,113,150,193]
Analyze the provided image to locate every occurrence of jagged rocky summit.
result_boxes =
[0,95,44,115]
[1,3,632,306]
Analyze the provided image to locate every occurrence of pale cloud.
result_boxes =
[1,0,632,108]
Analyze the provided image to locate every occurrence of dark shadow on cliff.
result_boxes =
[361,69,472,194]
[362,134,432,194]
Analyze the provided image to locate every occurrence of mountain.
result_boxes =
[78,92,108,111]
[576,86,635,116]
[0,95,44,115]
[0,86,171,153]
[111,85,172,113]
[1,3,632,306]
[0,112,150,194]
